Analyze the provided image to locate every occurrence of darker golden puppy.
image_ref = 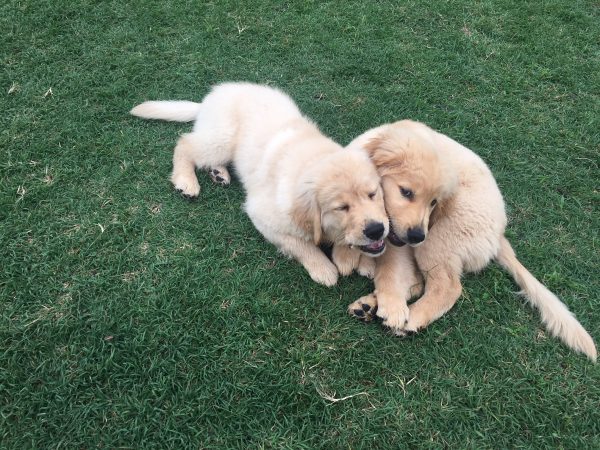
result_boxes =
[347,120,596,361]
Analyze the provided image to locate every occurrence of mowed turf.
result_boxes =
[1,0,599,448]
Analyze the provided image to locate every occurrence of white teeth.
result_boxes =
[367,240,384,250]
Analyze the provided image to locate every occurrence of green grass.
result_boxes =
[1,0,599,448]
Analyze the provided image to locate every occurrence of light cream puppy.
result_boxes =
[347,120,596,361]
[131,82,388,286]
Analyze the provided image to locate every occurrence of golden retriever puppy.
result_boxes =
[347,120,597,361]
[131,82,388,286]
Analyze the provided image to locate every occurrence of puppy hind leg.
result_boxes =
[171,131,234,197]
[182,131,235,170]
[208,165,231,186]
[171,135,201,198]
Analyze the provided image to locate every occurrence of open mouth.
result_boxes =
[387,225,406,247]
[358,239,386,255]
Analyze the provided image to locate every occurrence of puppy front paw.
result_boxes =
[306,259,339,287]
[400,304,428,336]
[348,294,378,322]
[375,294,409,333]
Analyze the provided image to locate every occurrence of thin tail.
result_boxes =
[495,236,596,361]
[130,100,202,122]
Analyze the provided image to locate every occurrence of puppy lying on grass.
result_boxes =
[131,82,389,286]
[347,120,596,361]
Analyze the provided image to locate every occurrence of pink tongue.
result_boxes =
[367,240,383,250]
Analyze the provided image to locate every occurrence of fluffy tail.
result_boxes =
[130,100,202,122]
[496,236,596,361]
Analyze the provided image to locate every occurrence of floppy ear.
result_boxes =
[364,132,407,175]
[428,200,443,230]
[291,188,322,244]
[428,188,456,230]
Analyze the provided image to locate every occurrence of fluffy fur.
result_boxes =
[131,82,389,286]
[347,120,597,361]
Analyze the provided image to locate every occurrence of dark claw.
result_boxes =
[176,189,197,201]
[215,176,224,182]
[353,309,365,317]
[404,330,416,337]
[371,305,378,316]
[361,303,371,312]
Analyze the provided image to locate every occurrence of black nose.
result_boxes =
[406,227,425,244]
[364,222,385,240]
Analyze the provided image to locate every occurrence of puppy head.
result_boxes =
[364,121,457,247]
[292,149,389,256]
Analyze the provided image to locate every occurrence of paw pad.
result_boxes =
[209,168,230,186]
[353,308,365,317]
[350,302,377,322]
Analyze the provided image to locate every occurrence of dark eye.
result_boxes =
[368,191,377,199]
[400,187,414,200]
[430,199,437,207]
[336,204,350,212]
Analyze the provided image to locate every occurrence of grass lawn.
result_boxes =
[1,0,599,448]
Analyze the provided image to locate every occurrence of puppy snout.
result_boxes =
[406,227,425,244]
[364,222,385,240]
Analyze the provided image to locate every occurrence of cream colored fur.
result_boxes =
[131,82,389,286]
[347,120,596,361]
